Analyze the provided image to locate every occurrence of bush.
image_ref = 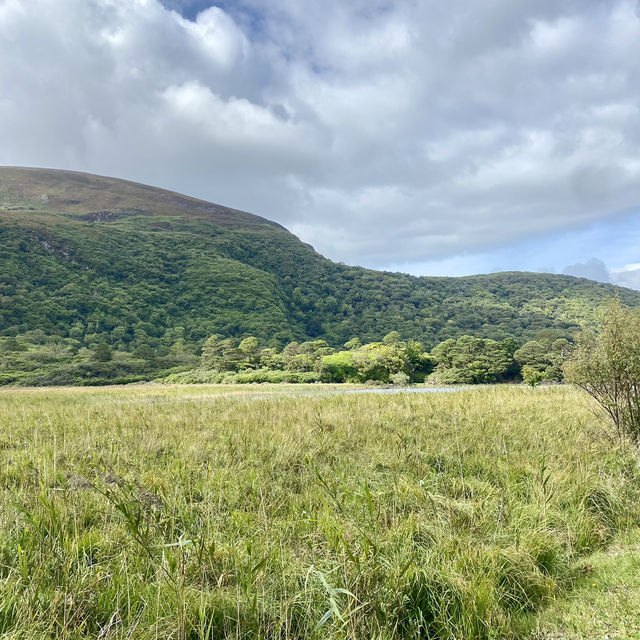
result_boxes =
[522,365,545,388]
[162,368,322,385]
[390,371,410,386]
[230,370,322,384]
[565,299,640,442]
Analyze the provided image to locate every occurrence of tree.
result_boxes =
[431,336,514,384]
[155,345,171,358]
[352,342,405,383]
[344,338,362,351]
[201,335,241,371]
[1,336,26,353]
[281,342,300,370]
[514,339,569,381]
[170,338,197,364]
[522,365,544,388]
[23,329,48,344]
[292,340,334,373]
[259,347,282,370]
[238,336,260,368]
[93,343,113,362]
[383,331,401,345]
[322,351,358,382]
[501,337,520,357]
[403,340,433,382]
[564,300,640,442]
[133,344,155,362]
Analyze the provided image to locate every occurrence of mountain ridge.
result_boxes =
[0,166,287,230]
[1,166,638,354]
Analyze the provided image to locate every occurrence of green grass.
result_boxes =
[527,529,640,639]
[0,384,638,638]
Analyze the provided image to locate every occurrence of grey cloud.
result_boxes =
[562,258,640,291]
[563,258,612,283]
[610,264,640,290]
[1,0,640,267]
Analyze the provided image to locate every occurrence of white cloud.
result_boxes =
[562,258,640,291]
[1,0,640,268]
[610,263,640,290]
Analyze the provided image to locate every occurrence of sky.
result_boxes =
[1,0,640,286]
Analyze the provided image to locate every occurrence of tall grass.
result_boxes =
[0,384,638,638]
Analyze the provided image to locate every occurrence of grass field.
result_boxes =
[0,384,638,639]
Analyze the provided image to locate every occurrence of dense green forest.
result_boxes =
[1,167,639,385]
[164,329,569,386]
[0,327,569,387]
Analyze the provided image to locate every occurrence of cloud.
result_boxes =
[563,258,612,283]
[1,0,640,268]
[610,263,640,290]
[562,258,640,291]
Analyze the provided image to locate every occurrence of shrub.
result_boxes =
[390,371,410,386]
[522,365,545,388]
[565,299,640,442]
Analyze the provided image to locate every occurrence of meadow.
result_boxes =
[0,384,638,639]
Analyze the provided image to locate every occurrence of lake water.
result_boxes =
[334,386,460,395]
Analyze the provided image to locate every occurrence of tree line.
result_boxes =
[168,329,573,385]
[0,326,567,387]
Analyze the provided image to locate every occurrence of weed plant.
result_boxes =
[0,384,638,639]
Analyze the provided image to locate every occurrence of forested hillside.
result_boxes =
[1,167,639,384]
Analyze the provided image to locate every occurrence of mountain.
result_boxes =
[2,167,639,358]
